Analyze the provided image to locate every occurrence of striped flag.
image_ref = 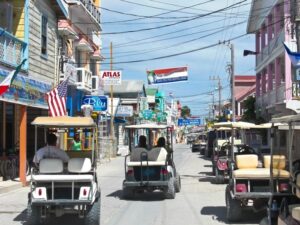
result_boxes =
[0,59,27,95]
[47,77,69,117]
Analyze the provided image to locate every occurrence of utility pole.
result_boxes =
[294,0,300,51]
[110,42,114,159]
[230,43,236,122]
[209,76,222,118]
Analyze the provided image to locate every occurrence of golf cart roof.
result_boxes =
[125,123,170,129]
[213,121,258,129]
[31,116,96,128]
[272,114,300,123]
[255,122,287,128]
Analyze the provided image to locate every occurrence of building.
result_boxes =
[234,75,256,120]
[247,0,300,120]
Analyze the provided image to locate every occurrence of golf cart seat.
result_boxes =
[233,154,290,179]
[130,147,148,161]
[127,147,167,166]
[39,158,64,174]
[68,158,92,173]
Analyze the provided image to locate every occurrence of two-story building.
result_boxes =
[247,0,300,120]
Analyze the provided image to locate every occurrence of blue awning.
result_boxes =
[114,117,127,124]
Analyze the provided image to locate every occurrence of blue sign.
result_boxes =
[82,95,107,111]
[178,118,201,126]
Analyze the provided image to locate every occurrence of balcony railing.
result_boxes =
[256,29,284,67]
[80,0,101,24]
[0,27,27,68]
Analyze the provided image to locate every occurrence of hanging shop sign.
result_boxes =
[82,95,108,111]
[100,70,122,85]
[115,105,133,117]
[147,67,188,85]
[0,68,51,108]
[178,118,202,126]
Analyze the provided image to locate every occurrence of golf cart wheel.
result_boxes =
[174,173,181,193]
[225,185,242,222]
[214,169,225,184]
[212,164,216,176]
[84,197,101,225]
[122,187,134,199]
[164,177,176,199]
[27,203,42,225]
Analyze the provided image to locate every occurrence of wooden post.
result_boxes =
[19,105,27,186]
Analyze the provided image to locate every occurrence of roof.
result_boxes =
[125,124,170,129]
[235,84,256,102]
[213,121,258,129]
[31,116,95,128]
[247,0,277,33]
[272,114,300,123]
[104,80,145,95]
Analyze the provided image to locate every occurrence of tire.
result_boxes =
[122,187,134,199]
[84,197,101,225]
[164,177,176,199]
[212,163,216,176]
[174,173,181,193]
[27,203,41,225]
[225,185,242,222]
[215,169,225,184]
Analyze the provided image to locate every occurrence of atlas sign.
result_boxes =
[100,70,122,85]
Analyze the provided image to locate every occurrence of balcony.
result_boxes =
[256,29,284,70]
[76,67,92,92]
[65,0,101,31]
[0,27,27,69]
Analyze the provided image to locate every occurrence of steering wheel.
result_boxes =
[237,145,255,155]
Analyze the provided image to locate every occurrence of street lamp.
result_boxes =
[243,50,258,57]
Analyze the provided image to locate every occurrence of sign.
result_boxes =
[142,110,153,120]
[100,70,122,85]
[82,95,107,111]
[147,67,188,85]
[115,105,133,117]
[178,118,201,126]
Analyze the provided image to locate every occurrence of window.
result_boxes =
[75,48,81,67]
[41,15,48,55]
[90,59,96,75]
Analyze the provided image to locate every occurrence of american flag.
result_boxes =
[47,77,69,117]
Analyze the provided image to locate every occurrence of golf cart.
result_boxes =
[27,116,100,225]
[191,132,206,153]
[260,116,300,225]
[122,123,181,199]
[221,122,291,222]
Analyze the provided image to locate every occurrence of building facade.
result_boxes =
[247,0,300,120]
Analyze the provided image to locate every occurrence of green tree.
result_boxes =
[181,106,191,118]
[241,96,256,122]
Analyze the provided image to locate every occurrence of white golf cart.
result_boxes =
[27,116,100,225]
[122,123,181,199]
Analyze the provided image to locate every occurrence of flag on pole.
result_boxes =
[0,59,27,95]
[47,77,69,117]
[283,42,300,67]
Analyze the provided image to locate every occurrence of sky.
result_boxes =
[100,0,255,118]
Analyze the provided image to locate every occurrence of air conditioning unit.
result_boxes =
[91,75,99,93]
[0,2,13,33]
[60,62,77,85]
[76,68,92,92]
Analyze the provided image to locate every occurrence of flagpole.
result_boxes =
[110,42,114,160]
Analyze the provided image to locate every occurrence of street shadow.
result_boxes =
[107,189,165,202]
[203,164,212,168]
[12,209,27,224]
[200,206,266,224]
[106,190,123,199]
[198,171,213,176]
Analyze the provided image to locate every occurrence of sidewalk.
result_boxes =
[0,177,29,194]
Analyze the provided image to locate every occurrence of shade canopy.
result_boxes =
[31,116,96,128]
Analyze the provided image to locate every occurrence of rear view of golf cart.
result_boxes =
[122,124,181,199]
[27,116,100,225]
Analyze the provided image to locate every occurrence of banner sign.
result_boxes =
[142,109,153,120]
[116,105,133,117]
[147,67,188,85]
[82,95,107,111]
[0,68,51,109]
[178,118,201,126]
[100,70,122,85]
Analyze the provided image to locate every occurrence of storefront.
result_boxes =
[0,67,51,184]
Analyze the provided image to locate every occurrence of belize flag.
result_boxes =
[0,59,27,95]
[283,42,300,67]
[147,67,188,85]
